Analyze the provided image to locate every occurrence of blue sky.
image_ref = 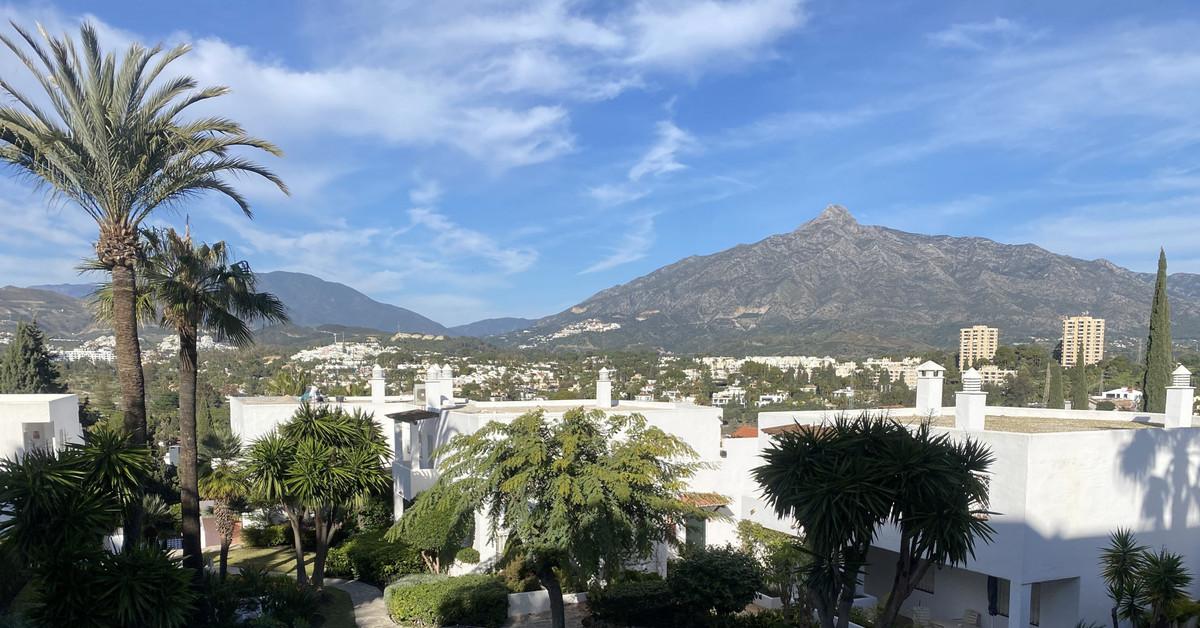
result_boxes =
[1,1,1199,326]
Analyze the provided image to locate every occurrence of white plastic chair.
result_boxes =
[910,605,932,627]
[956,609,981,627]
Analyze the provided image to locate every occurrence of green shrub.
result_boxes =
[589,579,674,627]
[242,523,291,547]
[456,547,481,564]
[385,574,509,627]
[668,545,764,619]
[324,530,422,587]
[203,569,320,627]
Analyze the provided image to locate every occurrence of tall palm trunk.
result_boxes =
[178,325,202,576]
[214,500,235,582]
[110,262,147,546]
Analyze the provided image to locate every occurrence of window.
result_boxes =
[1030,583,1042,626]
[684,515,706,547]
[916,567,935,594]
[996,578,1010,618]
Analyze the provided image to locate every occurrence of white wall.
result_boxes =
[0,394,82,459]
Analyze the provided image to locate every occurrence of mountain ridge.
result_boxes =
[511,204,1200,354]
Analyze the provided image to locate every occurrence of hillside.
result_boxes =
[509,205,1200,355]
[0,286,96,335]
[448,317,534,337]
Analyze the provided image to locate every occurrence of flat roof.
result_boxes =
[765,415,1160,436]
[454,400,702,415]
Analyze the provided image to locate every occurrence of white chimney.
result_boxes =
[596,367,614,408]
[956,368,986,431]
[370,364,386,404]
[440,365,455,406]
[915,361,945,417]
[424,365,439,410]
[1165,365,1194,429]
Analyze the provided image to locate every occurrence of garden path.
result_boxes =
[326,578,394,628]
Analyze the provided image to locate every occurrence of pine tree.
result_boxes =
[1071,350,1089,410]
[1047,363,1065,409]
[0,321,65,394]
[1142,248,1172,412]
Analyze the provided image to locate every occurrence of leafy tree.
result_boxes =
[433,408,708,628]
[1143,249,1172,413]
[99,228,287,578]
[0,22,285,544]
[1071,351,1090,410]
[1046,362,1065,409]
[1101,529,1147,628]
[198,435,246,582]
[737,520,809,619]
[0,321,64,394]
[387,482,473,574]
[244,404,391,587]
[754,414,994,628]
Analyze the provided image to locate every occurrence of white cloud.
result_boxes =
[588,183,649,206]
[927,18,1035,51]
[581,213,656,273]
[626,0,806,69]
[629,121,698,181]
[409,179,443,206]
[407,208,538,274]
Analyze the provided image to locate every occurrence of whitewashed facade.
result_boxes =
[0,394,83,459]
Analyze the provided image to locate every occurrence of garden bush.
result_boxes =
[589,578,674,627]
[204,569,321,627]
[668,544,764,619]
[324,530,422,587]
[456,546,481,564]
[241,523,291,548]
[385,574,509,627]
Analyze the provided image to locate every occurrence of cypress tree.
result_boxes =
[1047,363,1064,409]
[1141,248,1172,412]
[1070,350,1089,410]
[0,321,65,394]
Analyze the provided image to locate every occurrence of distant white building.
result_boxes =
[711,386,746,407]
[978,364,1017,386]
[55,348,115,363]
[756,393,788,407]
[1100,387,1142,402]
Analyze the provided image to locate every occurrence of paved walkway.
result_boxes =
[326,578,394,628]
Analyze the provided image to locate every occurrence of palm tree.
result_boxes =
[140,228,286,577]
[198,436,246,582]
[0,22,287,542]
[1140,548,1192,628]
[1100,528,1147,628]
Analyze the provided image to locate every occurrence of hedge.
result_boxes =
[385,574,508,627]
[455,547,480,564]
[325,530,423,587]
[241,524,291,548]
[589,578,673,627]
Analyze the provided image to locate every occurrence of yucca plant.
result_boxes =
[0,22,286,542]
[1140,548,1193,628]
[1100,528,1147,628]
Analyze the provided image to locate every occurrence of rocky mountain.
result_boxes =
[448,317,535,338]
[251,271,446,335]
[0,286,96,334]
[511,205,1200,355]
[29,283,100,299]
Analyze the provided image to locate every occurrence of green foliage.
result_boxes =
[324,529,422,587]
[435,406,708,612]
[242,523,292,548]
[1047,362,1065,409]
[456,546,481,564]
[0,321,63,394]
[384,574,509,628]
[387,482,473,573]
[1100,528,1194,627]
[669,545,764,619]
[737,520,808,612]
[203,569,321,628]
[754,413,994,628]
[1143,249,1173,413]
[244,403,392,585]
[589,578,674,627]
[1071,351,1090,410]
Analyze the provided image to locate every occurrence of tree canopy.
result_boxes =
[432,407,709,628]
[0,321,64,394]
[1143,249,1172,413]
[754,413,994,628]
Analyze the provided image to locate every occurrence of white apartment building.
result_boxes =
[756,393,788,407]
[229,358,1200,627]
[0,394,84,459]
[978,364,1017,386]
[55,348,115,363]
[711,386,747,407]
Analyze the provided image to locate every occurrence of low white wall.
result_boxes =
[507,590,587,617]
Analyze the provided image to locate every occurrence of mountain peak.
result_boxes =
[803,204,858,229]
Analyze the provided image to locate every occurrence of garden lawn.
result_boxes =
[204,545,316,577]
